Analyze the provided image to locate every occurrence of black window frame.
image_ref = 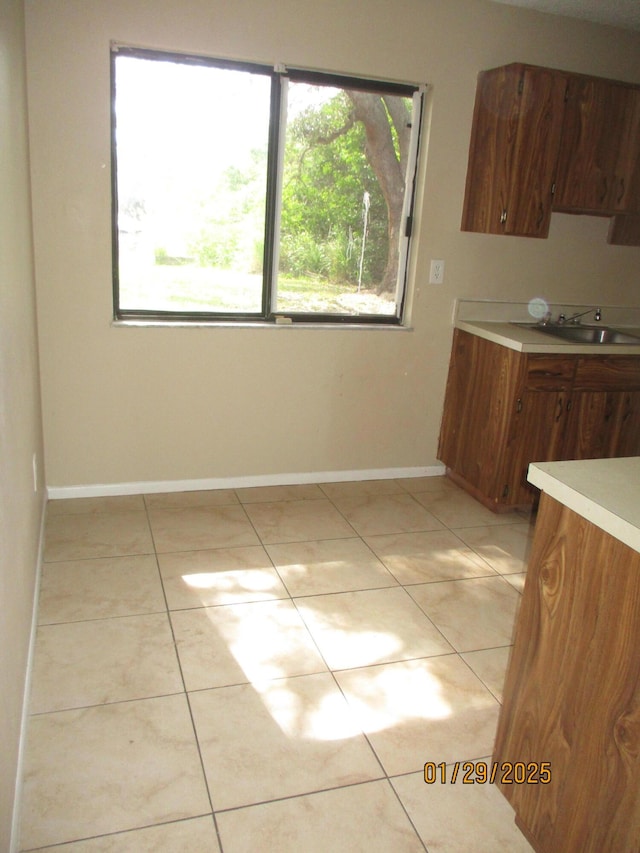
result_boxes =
[110,46,424,326]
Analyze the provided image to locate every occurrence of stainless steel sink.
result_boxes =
[522,324,640,345]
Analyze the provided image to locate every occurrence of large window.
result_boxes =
[111,47,424,324]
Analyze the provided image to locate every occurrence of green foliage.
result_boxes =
[187,89,399,290]
[154,246,191,266]
[278,91,389,287]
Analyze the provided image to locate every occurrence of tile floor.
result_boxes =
[18,476,536,852]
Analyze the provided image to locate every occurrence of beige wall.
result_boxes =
[25,0,640,491]
[0,0,46,846]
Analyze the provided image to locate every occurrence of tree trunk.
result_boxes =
[347,92,411,294]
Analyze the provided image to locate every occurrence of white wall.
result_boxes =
[0,0,46,847]
[25,0,640,491]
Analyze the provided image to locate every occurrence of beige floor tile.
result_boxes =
[235,483,325,503]
[392,769,534,852]
[504,572,527,593]
[25,816,220,852]
[189,674,382,810]
[408,577,521,652]
[295,587,453,670]
[455,522,534,574]
[266,537,397,597]
[364,529,497,585]
[38,555,165,623]
[319,479,405,500]
[147,505,259,553]
[158,546,288,609]
[414,489,521,529]
[20,695,210,850]
[395,475,459,495]
[30,613,183,713]
[47,495,146,515]
[22,478,540,849]
[243,499,355,544]
[171,599,327,690]
[44,511,154,562]
[216,780,424,852]
[334,656,500,775]
[461,646,512,703]
[327,492,445,537]
[144,489,238,508]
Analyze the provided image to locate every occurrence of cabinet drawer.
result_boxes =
[574,356,640,390]
[525,356,576,390]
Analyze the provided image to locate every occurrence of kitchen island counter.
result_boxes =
[493,455,640,852]
[528,456,640,553]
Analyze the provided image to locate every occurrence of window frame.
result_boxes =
[110,45,425,326]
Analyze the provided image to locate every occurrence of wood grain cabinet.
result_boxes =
[554,75,640,216]
[461,64,567,238]
[563,356,640,459]
[437,330,640,510]
[494,492,640,851]
[461,63,640,244]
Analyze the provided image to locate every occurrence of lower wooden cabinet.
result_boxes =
[437,329,640,510]
[563,389,640,459]
[493,493,640,851]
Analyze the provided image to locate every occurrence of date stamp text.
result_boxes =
[423,761,552,785]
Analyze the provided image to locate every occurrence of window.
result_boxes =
[111,46,424,324]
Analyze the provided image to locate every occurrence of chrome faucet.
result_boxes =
[558,307,602,325]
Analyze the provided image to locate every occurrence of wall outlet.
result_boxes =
[429,259,445,284]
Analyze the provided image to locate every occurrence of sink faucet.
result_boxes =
[558,307,602,324]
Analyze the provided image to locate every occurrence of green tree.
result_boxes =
[280,89,412,294]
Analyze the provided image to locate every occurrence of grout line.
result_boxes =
[142,497,224,848]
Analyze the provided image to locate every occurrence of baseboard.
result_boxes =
[10,489,47,853]
[46,465,446,500]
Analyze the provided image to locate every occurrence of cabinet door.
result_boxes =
[504,390,569,504]
[615,391,640,457]
[563,391,619,459]
[564,390,640,459]
[608,213,640,246]
[566,356,640,459]
[461,64,567,237]
[554,76,640,214]
[438,330,523,501]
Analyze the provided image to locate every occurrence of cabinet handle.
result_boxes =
[516,398,523,413]
[500,209,507,224]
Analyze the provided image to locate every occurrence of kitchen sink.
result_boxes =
[520,324,640,345]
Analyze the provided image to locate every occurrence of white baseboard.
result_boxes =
[11,490,47,853]
[46,465,446,500]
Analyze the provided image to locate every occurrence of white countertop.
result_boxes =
[528,458,640,553]
[455,319,640,355]
[453,299,640,354]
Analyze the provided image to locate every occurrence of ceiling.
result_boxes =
[489,0,640,31]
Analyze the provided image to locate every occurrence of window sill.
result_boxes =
[111,318,413,331]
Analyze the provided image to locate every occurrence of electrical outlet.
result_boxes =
[429,259,445,284]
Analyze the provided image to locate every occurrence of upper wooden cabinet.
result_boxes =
[461,64,567,238]
[554,75,640,215]
[461,63,640,244]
